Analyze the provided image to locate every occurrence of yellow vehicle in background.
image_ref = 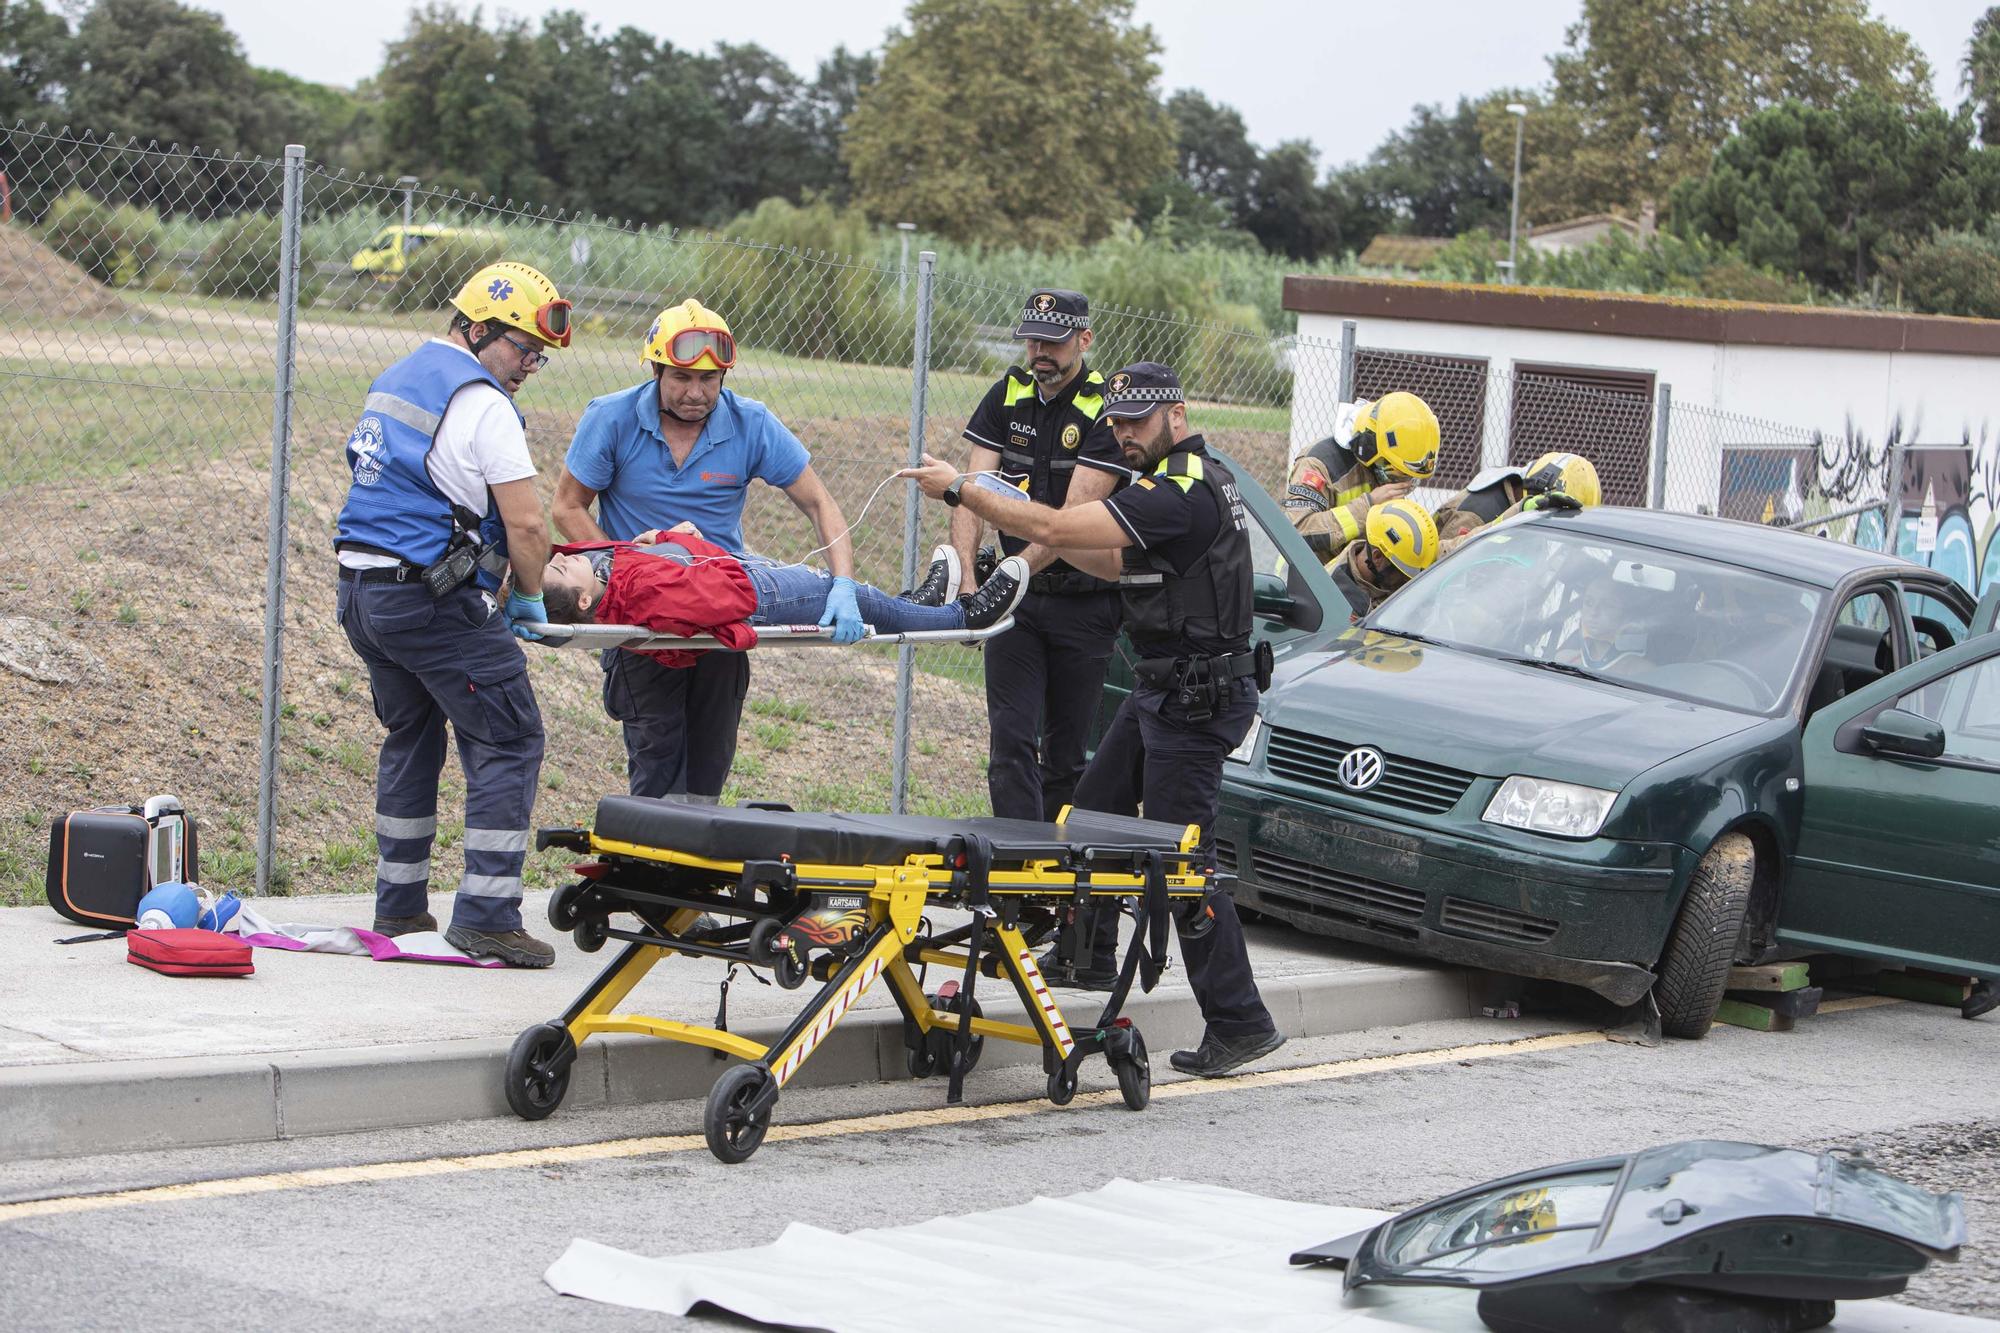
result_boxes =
[348,225,502,279]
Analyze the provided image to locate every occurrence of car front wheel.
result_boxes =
[1654,832,1756,1039]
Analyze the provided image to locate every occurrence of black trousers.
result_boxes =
[600,648,750,801]
[1071,678,1275,1039]
[983,589,1122,821]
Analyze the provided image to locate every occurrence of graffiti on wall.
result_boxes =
[1719,409,1999,594]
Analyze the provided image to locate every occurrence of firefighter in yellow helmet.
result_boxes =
[1433,450,1601,558]
[1284,391,1440,566]
[552,297,862,805]
[1331,497,1438,623]
[332,260,572,967]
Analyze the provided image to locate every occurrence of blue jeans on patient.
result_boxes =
[741,559,965,634]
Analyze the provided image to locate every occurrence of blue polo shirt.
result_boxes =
[563,383,811,553]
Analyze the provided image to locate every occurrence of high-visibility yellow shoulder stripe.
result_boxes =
[1073,392,1102,419]
[1333,482,1369,506]
[1002,370,1035,408]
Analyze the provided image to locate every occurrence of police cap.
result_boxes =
[1013,288,1091,342]
[1102,362,1185,419]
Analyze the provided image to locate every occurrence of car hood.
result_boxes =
[1261,634,1763,790]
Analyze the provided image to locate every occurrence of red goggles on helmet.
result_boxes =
[663,327,736,370]
[534,299,573,348]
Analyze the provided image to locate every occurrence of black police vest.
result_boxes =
[1118,447,1253,659]
[1460,478,1516,524]
[991,364,1107,506]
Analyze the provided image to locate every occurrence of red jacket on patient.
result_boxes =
[554,536,758,669]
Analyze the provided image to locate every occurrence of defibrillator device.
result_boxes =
[45,794,200,927]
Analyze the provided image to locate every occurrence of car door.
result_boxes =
[1089,446,1339,743]
[1778,633,2000,978]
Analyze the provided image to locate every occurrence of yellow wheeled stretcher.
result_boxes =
[506,797,1222,1163]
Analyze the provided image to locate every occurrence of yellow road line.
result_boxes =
[0,1031,1602,1224]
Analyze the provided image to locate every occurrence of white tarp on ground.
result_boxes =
[544,1178,1997,1332]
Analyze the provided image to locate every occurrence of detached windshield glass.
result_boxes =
[1371,527,1823,714]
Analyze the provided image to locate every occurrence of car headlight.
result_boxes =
[1227,714,1264,764]
[1481,776,1617,839]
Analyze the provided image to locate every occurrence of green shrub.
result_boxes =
[385,231,511,313]
[700,197,911,365]
[1890,232,2000,318]
[197,213,287,298]
[41,189,162,287]
[1693,260,1811,304]
[1183,303,1286,406]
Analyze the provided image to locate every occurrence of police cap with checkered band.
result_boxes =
[1101,362,1185,419]
[1012,288,1091,343]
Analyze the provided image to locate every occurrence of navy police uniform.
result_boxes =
[333,340,543,935]
[963,289,1128,820]
[1069,365,1277,1047]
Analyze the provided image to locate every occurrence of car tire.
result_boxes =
[1654,831,1756,1040]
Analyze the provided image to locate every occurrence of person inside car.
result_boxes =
[1556,567,1654,675]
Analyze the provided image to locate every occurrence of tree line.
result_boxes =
[9,0,2000,314]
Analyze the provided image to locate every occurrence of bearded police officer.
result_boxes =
[953,288,1127,820]
[334,261,571,967]
[903,362,1284,1078]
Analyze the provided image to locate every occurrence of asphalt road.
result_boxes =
[1,998,1995,1330]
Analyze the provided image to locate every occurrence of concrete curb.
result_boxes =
[0,963,1482,1162]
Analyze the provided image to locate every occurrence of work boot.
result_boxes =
[1965,980,1997,1020]
[959,555,1030,631]
[445,924,556,969]
[1169,1028,1285,1078]
[1032,945,1118,991]
[903,545,961,607]
[372,911,437,937]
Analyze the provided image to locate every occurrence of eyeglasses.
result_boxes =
[496,332,550,369]
[663,327,736,369]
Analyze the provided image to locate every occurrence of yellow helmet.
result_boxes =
[643,299,737,372]
[1365,497,1439,579]
[1351,391,1441,479]
[1332,628,1425,673]
[1524,451,1602,507]
[451,261,571,347]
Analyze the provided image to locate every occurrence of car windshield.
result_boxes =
[1370,526,1824,714]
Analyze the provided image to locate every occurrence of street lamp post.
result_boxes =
[896,222,917,304]
[396,175,419,236]
[1503,104,1527,286]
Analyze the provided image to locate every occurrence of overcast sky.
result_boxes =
[207,0,1996,168]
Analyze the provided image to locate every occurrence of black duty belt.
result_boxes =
[1133,648,1263,690]
[338,564,423,585]
[1028,569,1119,596]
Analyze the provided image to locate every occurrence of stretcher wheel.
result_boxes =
[504,1022,574,1120]
[925,992,984,1075]
[547,883,584,931]
[1115,1029,1151,1111]
[573,913,609,953]
[904,1040,937,1079]
[705,1065,775,1164]
[1047,1065,1078,1106]
[773,948,809,990]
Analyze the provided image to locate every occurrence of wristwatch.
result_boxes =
[942,474,968,508]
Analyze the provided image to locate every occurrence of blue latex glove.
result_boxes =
[504,589,547,642]
[820,575,866,644]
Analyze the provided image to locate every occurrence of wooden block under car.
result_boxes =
[1726,963,1812,992]
[1872,970,1974,1007]
[1715,987,1823,1032]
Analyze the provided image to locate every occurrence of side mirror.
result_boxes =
[1252,570,1295,618]
[1861,708,1946,760]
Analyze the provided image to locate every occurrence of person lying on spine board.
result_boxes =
[531,533,1030,647]
[1332,497,1439,623]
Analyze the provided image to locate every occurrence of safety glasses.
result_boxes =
[496,332,550,369]
[664,326,737,370]
[534,299,573,348]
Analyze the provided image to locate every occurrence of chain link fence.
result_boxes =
[0,127,1929,907]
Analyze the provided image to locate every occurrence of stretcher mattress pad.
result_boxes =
[592,798,1194,868]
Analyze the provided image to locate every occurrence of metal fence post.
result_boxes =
[1650,383,1672,509]
[1877,442,1906,553]
[256,144,305,896]
[1337,320,1357,405]
[891,251,936,816]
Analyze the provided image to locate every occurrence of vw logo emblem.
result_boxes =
[1337,746,1385,792]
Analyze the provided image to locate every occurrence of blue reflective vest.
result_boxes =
[333,342,524,585]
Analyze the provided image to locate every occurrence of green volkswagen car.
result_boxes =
[1107,453,1998,1038]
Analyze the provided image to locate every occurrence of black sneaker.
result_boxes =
[1965,980,1997,1020]
[372,911,437,937]
[1032,945,1118,991]
[445,924,556,968]
[1169,1028,1285,1078]
[903,545,961,607]
[960,555,1030,631]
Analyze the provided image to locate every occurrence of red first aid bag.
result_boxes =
[127,928,253,977]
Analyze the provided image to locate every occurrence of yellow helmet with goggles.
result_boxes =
[1365,497,1440,579]
[643,299,736,372]
[1351,391,1441,480]
[451,261,571,348]
[1524,451,1602,507]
